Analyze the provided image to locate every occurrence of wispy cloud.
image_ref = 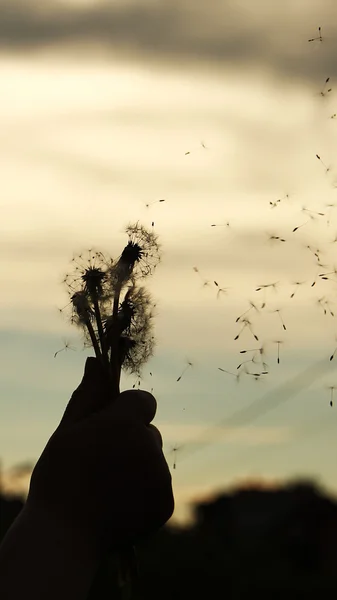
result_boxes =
[0,1,336,84]
[160,421,293,446]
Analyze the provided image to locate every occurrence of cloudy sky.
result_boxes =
[2,0,337,522]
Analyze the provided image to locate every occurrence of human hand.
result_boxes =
[25,357,174,558]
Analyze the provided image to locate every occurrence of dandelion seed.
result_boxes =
[218,367,242,383]
[269,193,289,209]
[171,445,183,470]
[185,151,191,155]
[274,340,283,364]
[193,266,210,288]
[326,385,336,407]
[245,369,268,382]
[272,308,287,331]
[237,357,255,370]
[211,222,230,228]
[234,318,259,341]
[54,339,76,358]
[239,347,261,354]
[308,26,322,43]
[145,199,165,208]
[326,302,335,317]
[330,347,337,361]
[235,301,259,323]
[201,141,208,149]
[213,281,229,299]
[316,153,331,173]
[177,360,193,382]
[302,207,325,218]
[293,220,311,233]
[290,281,306,299]
[325,203,337,226]
[267,233,287,243]
[318,78,332,98]
[240,345,266,363]
[305,245,322,262]
[316,296,328,315]
[331,114,336,119]
[255,281,278,309]
[319,266,337,279]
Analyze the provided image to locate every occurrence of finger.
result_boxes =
[147,424,163,449]
[59,357,112,426]
[111,389,157,425]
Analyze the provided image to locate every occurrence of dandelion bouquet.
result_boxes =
[61,222,161,598]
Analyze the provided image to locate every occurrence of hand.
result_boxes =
[25,357,174,557]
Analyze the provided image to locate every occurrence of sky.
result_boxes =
[2,0,337,523]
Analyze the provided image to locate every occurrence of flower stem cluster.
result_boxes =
[62,223,160,393]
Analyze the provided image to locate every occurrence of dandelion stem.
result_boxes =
[92,293,109,363]
[85,316,103,360]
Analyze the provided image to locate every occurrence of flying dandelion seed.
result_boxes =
[316,296,329,316]
[302,207,325,218]
[319,266,337,280]
[171,445,183,470]
[237,356,256,370]
[305,245,323,262]
[214,281,229,299]
[325,203,337,226]
[145,199,165,208]
[177,360,193,382]
[330,342,337,361]
[318,77,332,98]
[326,385,336,407]
[239,346,266,369]
[255,282,278,309]
[218,367,242,383]
[267,233,287,243]
[271,309,287,331]
[193,266,210,288]
[235,301,259,323]
[274,340,283,364]
[54,339,76,358]
[326,301,335,317]
[290,281,306,299]
[269,193,289,209]
[234,318,259,342]
[311,266,322,287]
[239,346,263,354]
[211,222,230,228]
[201,141,208,149]
[245,370,269,382]
[308,26,323,43]
[293,220,311,233]
[316,153,331,173]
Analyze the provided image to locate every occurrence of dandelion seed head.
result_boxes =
[110,223,161,284]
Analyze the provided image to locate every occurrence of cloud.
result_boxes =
[0,1,336,83]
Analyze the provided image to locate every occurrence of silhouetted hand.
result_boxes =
[25,357,174,557]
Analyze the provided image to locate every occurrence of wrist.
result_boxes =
[0,504,101,600]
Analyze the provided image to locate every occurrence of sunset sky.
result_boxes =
[2,0,337,522]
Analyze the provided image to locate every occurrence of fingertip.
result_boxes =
[117,389,157,424]
[148,424,163,449]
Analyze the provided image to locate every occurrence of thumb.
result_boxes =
[59,357,113,426]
